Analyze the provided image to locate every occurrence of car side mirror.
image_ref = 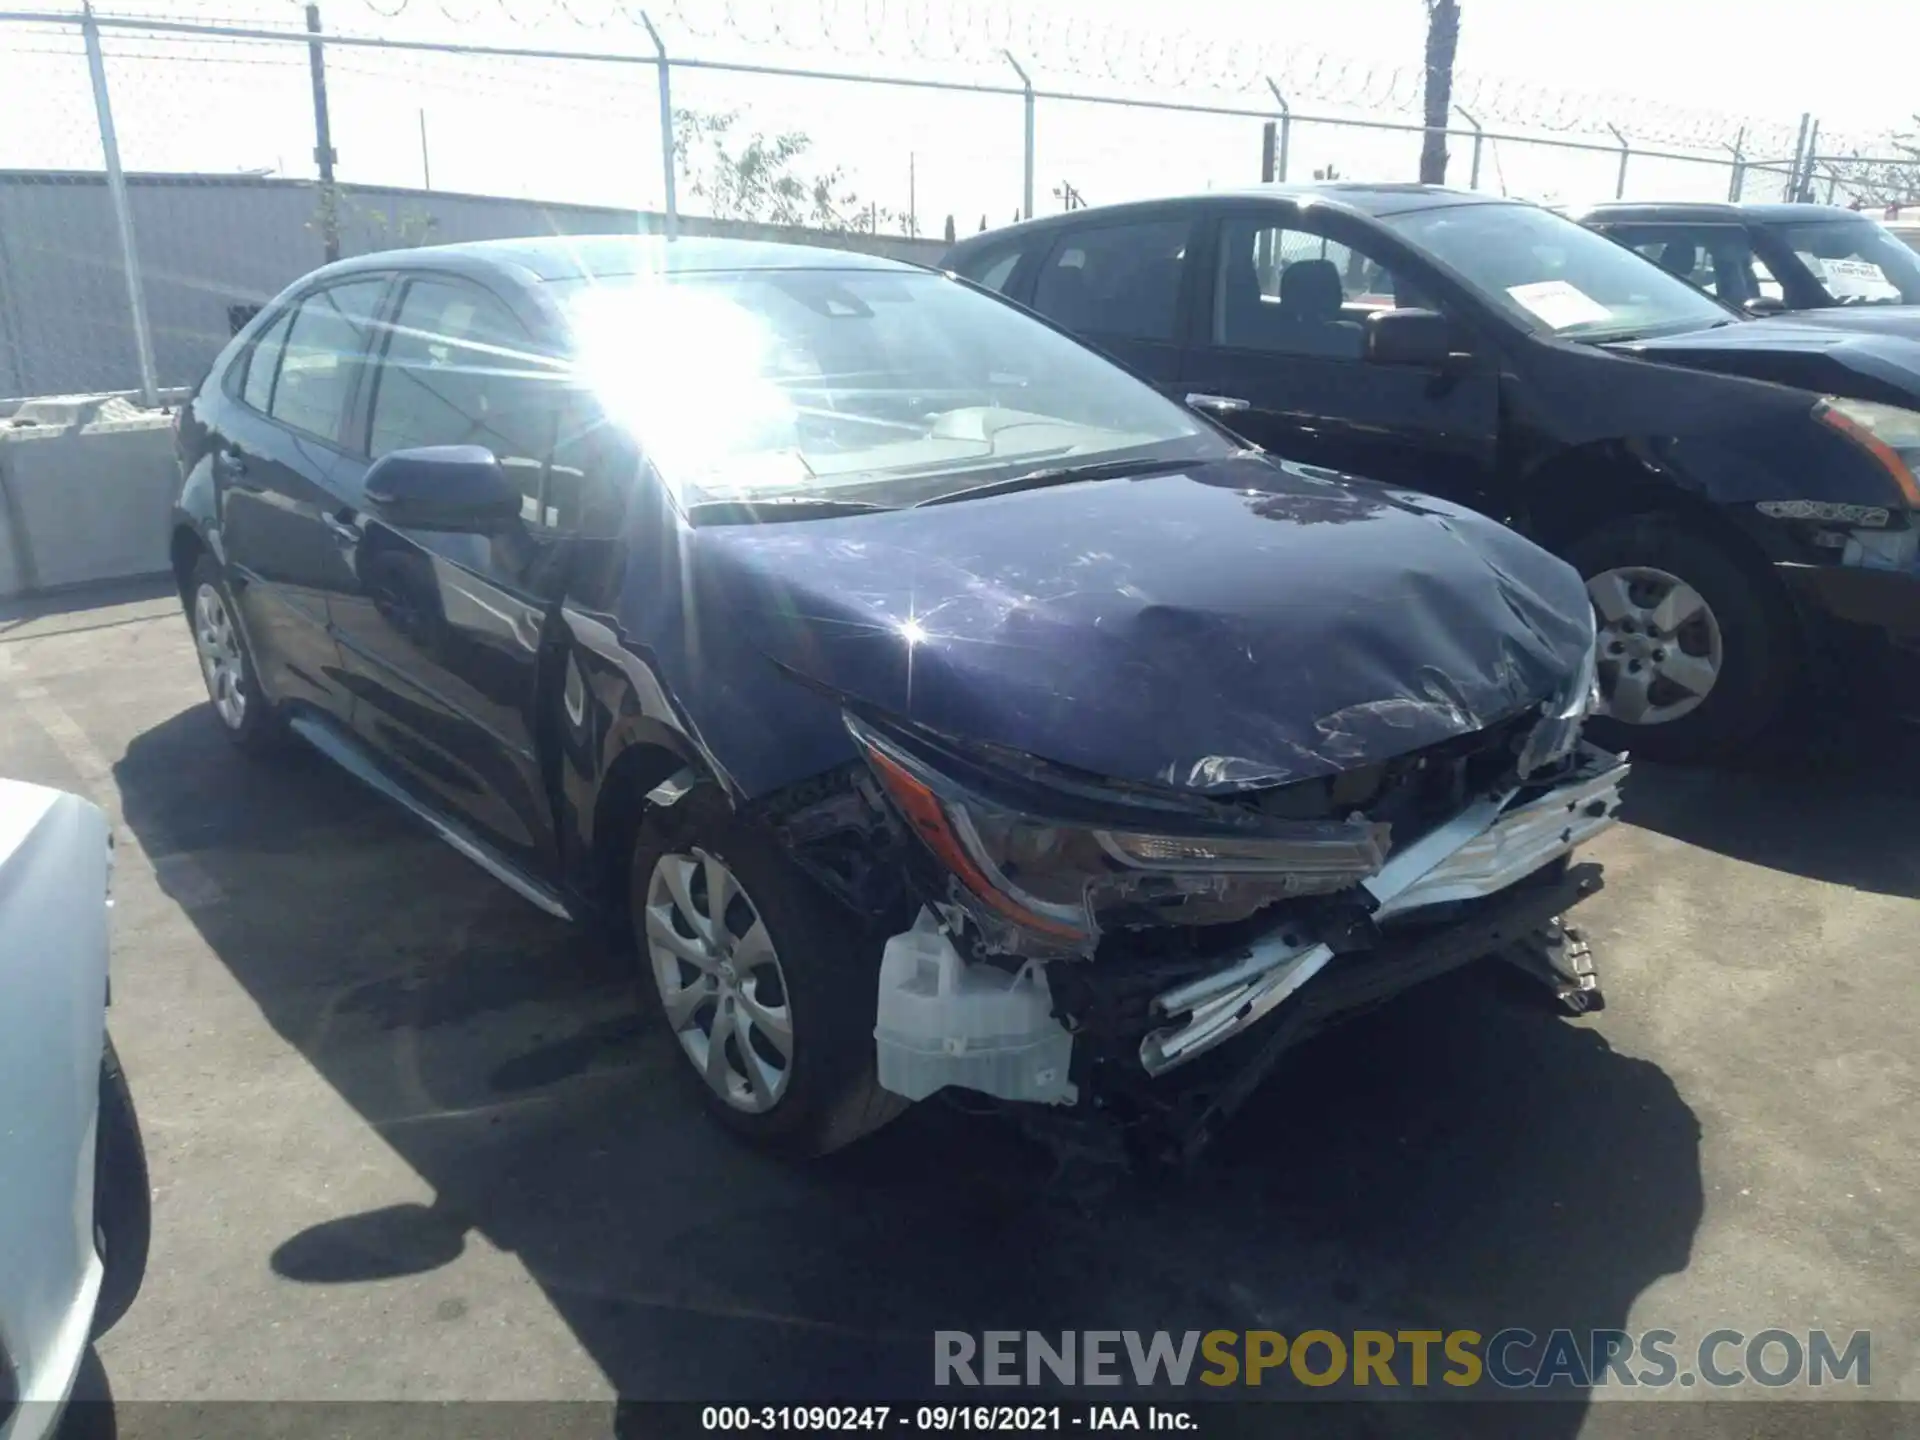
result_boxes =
[362,446,524,533]
[1743,295,1787,316]
[1364,307,1457,368]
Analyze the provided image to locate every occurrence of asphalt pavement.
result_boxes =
[2,581,1916,1438]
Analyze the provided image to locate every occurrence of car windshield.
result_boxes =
[550,267,1230,510]
[1765,218,1920,306]
[1383,202,1735,341]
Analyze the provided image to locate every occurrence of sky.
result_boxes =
[3,0,1915,230]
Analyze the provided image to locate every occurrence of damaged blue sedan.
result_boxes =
[169,236,1625,1165]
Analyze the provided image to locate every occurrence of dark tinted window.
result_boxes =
[269,280,386,441]
[239,310,292,412]
[1031,220,1187,341]
[1597,223,1774,304]
[954,245,1022,294]
[1212,218,1409,359]
[367,278,560,523]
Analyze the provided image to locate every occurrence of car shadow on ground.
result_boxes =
[113,705,1703,1435]
[1620,702,1920,899]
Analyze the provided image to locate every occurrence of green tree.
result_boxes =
[671,108,896,234]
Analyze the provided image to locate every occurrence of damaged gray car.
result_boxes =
[168,237,1626,1166]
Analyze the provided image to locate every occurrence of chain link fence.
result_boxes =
[3,1,1916,403]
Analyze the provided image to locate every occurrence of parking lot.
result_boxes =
[3,580,1918,1431]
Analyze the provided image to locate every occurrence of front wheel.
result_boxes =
[628,786,907,1157]
[1566,516,1798,762]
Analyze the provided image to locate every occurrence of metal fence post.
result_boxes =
[305,3,339,263]
[1265,80,1290,182]
[1607,123,1630,198]
[1786,112,1811,202]
[1005,51,1034,219]
[1799,119,1820,202]
[640,11,676,238]
[1455,105,1483,190]
[80,1,158,406]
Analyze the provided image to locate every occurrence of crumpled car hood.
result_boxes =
[685,453,1593,795]
[1621,316,1920,407]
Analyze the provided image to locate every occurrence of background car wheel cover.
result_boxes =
[1587,564,1725,725]
[644,847,794,1113]
[193,582,248,730]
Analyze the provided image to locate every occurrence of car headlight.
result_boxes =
[846,715,1390,947]
[1813,397,1920,508]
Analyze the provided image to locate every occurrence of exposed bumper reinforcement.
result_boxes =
[1162,862,1602,1165]
[1139,745,1626,1076]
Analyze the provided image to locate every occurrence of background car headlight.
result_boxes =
[847,716,1389,945]
[1814,397,1920,508]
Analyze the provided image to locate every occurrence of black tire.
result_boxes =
[184,553,288,756]
[91,1036,150,1338]
[1565,514,1798,763]
[628,786,907,1157]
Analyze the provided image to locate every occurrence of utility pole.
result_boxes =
[81,0,158,407]
[909,152,917,237]
[418,108,431,190]
[305,3,339,262]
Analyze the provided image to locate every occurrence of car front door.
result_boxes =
[1022,213,1201,391]
[327,274,575,880]
[1178,206,1501,510]
[213,278,388,721]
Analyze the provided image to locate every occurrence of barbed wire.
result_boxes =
[258,0,1820,155]
[49,0,1908,162]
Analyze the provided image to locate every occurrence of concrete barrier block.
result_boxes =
[1,398,178,597]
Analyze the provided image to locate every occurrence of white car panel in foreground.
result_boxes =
[0,779,118,1440]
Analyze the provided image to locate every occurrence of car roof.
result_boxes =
[305,234,923,286]
[1576,201,1876,225]
[945,184,1518,251]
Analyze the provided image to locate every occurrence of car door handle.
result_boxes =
[1186,393,1251,414]
[323,510,360,544]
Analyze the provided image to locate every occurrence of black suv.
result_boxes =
[946,185,1920,753]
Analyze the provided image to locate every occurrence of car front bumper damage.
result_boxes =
[871,744,1627,1161]
[1141,745,1627,1076]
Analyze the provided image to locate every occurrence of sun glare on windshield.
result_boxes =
[567,279,810,501]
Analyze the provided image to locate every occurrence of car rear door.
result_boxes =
[325,272,576,882]
[212,277,389,721]
[1019,211,1203,391]
[1178,204,1501,509]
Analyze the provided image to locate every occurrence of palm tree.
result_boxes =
[1419,1,1461,185]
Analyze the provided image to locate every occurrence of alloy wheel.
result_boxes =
[1586,565,1724,725]
[644,847,794,1113]
[193,582,248,730]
